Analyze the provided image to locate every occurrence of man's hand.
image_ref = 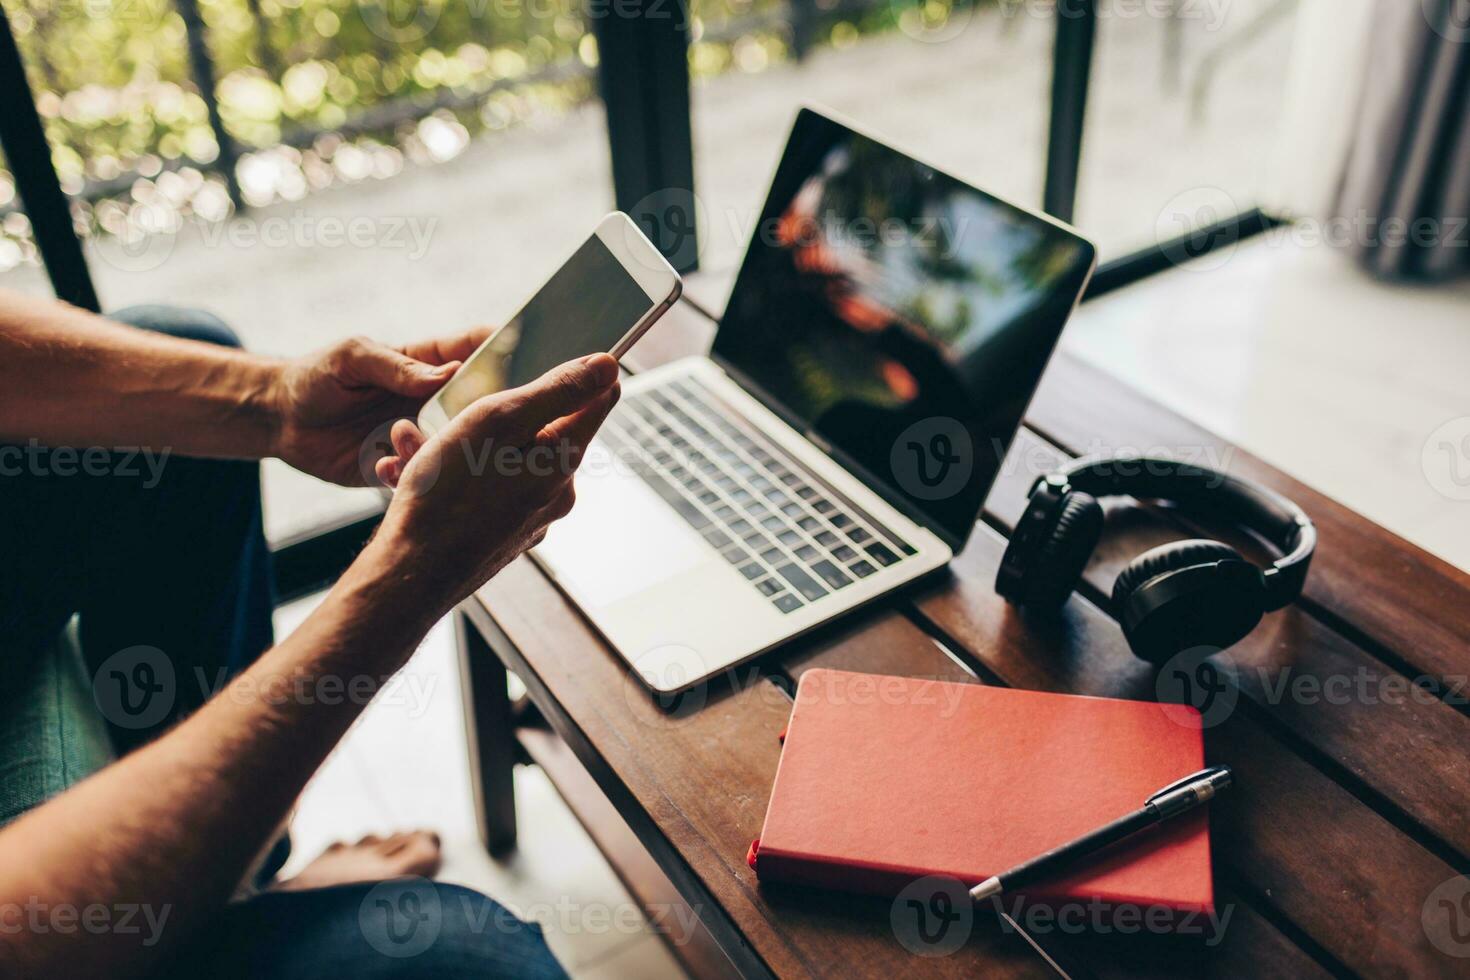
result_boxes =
[272,328,493,486]
[0,334,617,980]
[370,352,620,614]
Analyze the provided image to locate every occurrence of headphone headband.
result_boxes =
[1050,455,1316,609]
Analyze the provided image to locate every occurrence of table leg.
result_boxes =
[456,609,518,856]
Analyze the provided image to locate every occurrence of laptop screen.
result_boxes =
[713,109,1096,546]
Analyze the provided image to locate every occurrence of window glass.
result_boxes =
[1074,0,1299,258]
[0,157,50,298]
[688,0,1055,275]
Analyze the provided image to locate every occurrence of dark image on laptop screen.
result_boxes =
[714,109,1096,545]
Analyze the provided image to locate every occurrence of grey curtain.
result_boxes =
[1335,0,1469,280]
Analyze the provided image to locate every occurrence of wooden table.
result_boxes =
[454,274,1470,979]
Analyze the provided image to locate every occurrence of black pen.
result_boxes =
[969,765,1233,903]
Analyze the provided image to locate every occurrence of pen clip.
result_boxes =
[1146,765,1231,805]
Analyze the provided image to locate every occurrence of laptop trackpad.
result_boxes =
[535,465,710,608]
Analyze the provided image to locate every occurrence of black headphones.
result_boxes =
[996,456,1316,665]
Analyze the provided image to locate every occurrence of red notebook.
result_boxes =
[751,669,1213,912]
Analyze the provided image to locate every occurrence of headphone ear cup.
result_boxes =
[1113,539,1265,664]
[1112,540,1242,610]
[1020,491,1103,607]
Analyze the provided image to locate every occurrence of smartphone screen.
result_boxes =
[436,234,658,420]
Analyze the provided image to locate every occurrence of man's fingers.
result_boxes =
[537,383,620,473]
[493,354,619,443]
[369,419,432,489]
[545,482,576,520]
[532,481,577,527]
[375,455,402,488]
[339,336,458,396]
[390,419,426,464]
[402,325,495,366]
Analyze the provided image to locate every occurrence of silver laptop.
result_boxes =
[534,107,1096,694]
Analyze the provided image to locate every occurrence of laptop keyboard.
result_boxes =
[600,376,915,614]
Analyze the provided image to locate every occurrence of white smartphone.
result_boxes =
[418,211,682,434]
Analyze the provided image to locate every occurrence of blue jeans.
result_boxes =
[174,880,567,979]
[0,305,275,755]
[0,306,565,979]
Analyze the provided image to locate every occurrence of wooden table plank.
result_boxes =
[985,428,1470,863]
[472,562,1055,979]
[910,524,1467,978]
[1025,352,1470,687]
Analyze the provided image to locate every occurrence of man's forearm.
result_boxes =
[0,290,282,458]
[0,530,440,978]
